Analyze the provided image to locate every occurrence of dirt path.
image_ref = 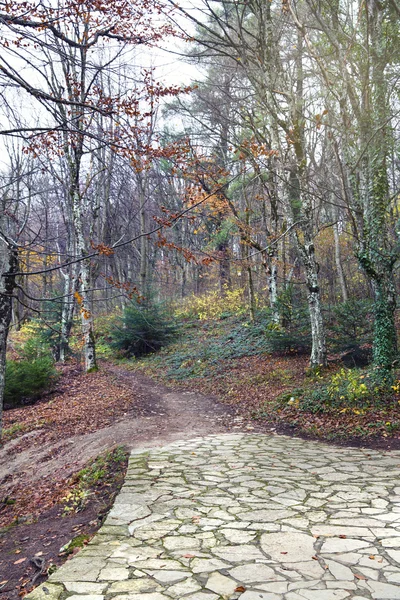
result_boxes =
[0,365,247,494]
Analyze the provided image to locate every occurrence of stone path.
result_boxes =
[28,434,400,600]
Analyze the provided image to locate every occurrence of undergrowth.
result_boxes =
[62,446,129,515]
[137,313,275,381]
[274,366,397,415]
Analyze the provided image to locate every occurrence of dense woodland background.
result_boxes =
[0,0,399,435]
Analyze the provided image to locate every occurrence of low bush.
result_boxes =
[277,366,396,414]
[110,301,176,358]
[4,356,57,408]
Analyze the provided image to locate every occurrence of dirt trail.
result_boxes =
[0,365,245,495]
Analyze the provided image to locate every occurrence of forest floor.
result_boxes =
[2,335,400,599]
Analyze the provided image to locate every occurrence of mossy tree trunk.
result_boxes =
[355,0,398,369]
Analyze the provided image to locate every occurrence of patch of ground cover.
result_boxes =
[136,316,276,382]
[270,366,400,444]
[136,315,400,445]
[0,447,128,600]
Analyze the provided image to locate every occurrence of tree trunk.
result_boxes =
[59,268,76,363]
[79,258,97,372]
[333,221,348,302]
[372,273,397,369]
[0,236,18,437]
[288,164,327,368]
[355,2,397,369]
[267,253,279,323]
[71,186,97,372]
[139,175,148,297]
[247,263,255,323]
[218,238,231,294]
[303,247,327,368]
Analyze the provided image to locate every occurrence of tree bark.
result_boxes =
[0,234,18,437]
[333,221,348,302]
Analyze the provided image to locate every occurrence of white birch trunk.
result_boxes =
[59,267,76,363]
[72,190,97,372]
[298,239,327,368]
[268,257,279,324]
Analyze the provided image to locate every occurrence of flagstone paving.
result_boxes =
[28,433,400,600]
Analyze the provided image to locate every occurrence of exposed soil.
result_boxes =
[0,361,255,600]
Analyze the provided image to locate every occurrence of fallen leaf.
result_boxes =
[355,574,367,580]
[312,556,318,560]
[369,555,375,560]
[183,554,196,558]
[235,586,246,592]
[339,535,346,539]
[14,558,27,565]
[280,551,288,554]
[15,550,21,554]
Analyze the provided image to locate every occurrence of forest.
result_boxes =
[0,0,399,440]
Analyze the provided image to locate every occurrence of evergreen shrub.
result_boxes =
[4,356,57,408]
[263,287,311,354]
[328,298,373,354]
[110,301,176,358]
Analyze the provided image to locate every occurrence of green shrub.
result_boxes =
[110,302,176,358]
[277,366,395,414]
[19,333,53,361]
[264,304,311,354]
[328,299,373,353]
[4,357,57,408]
